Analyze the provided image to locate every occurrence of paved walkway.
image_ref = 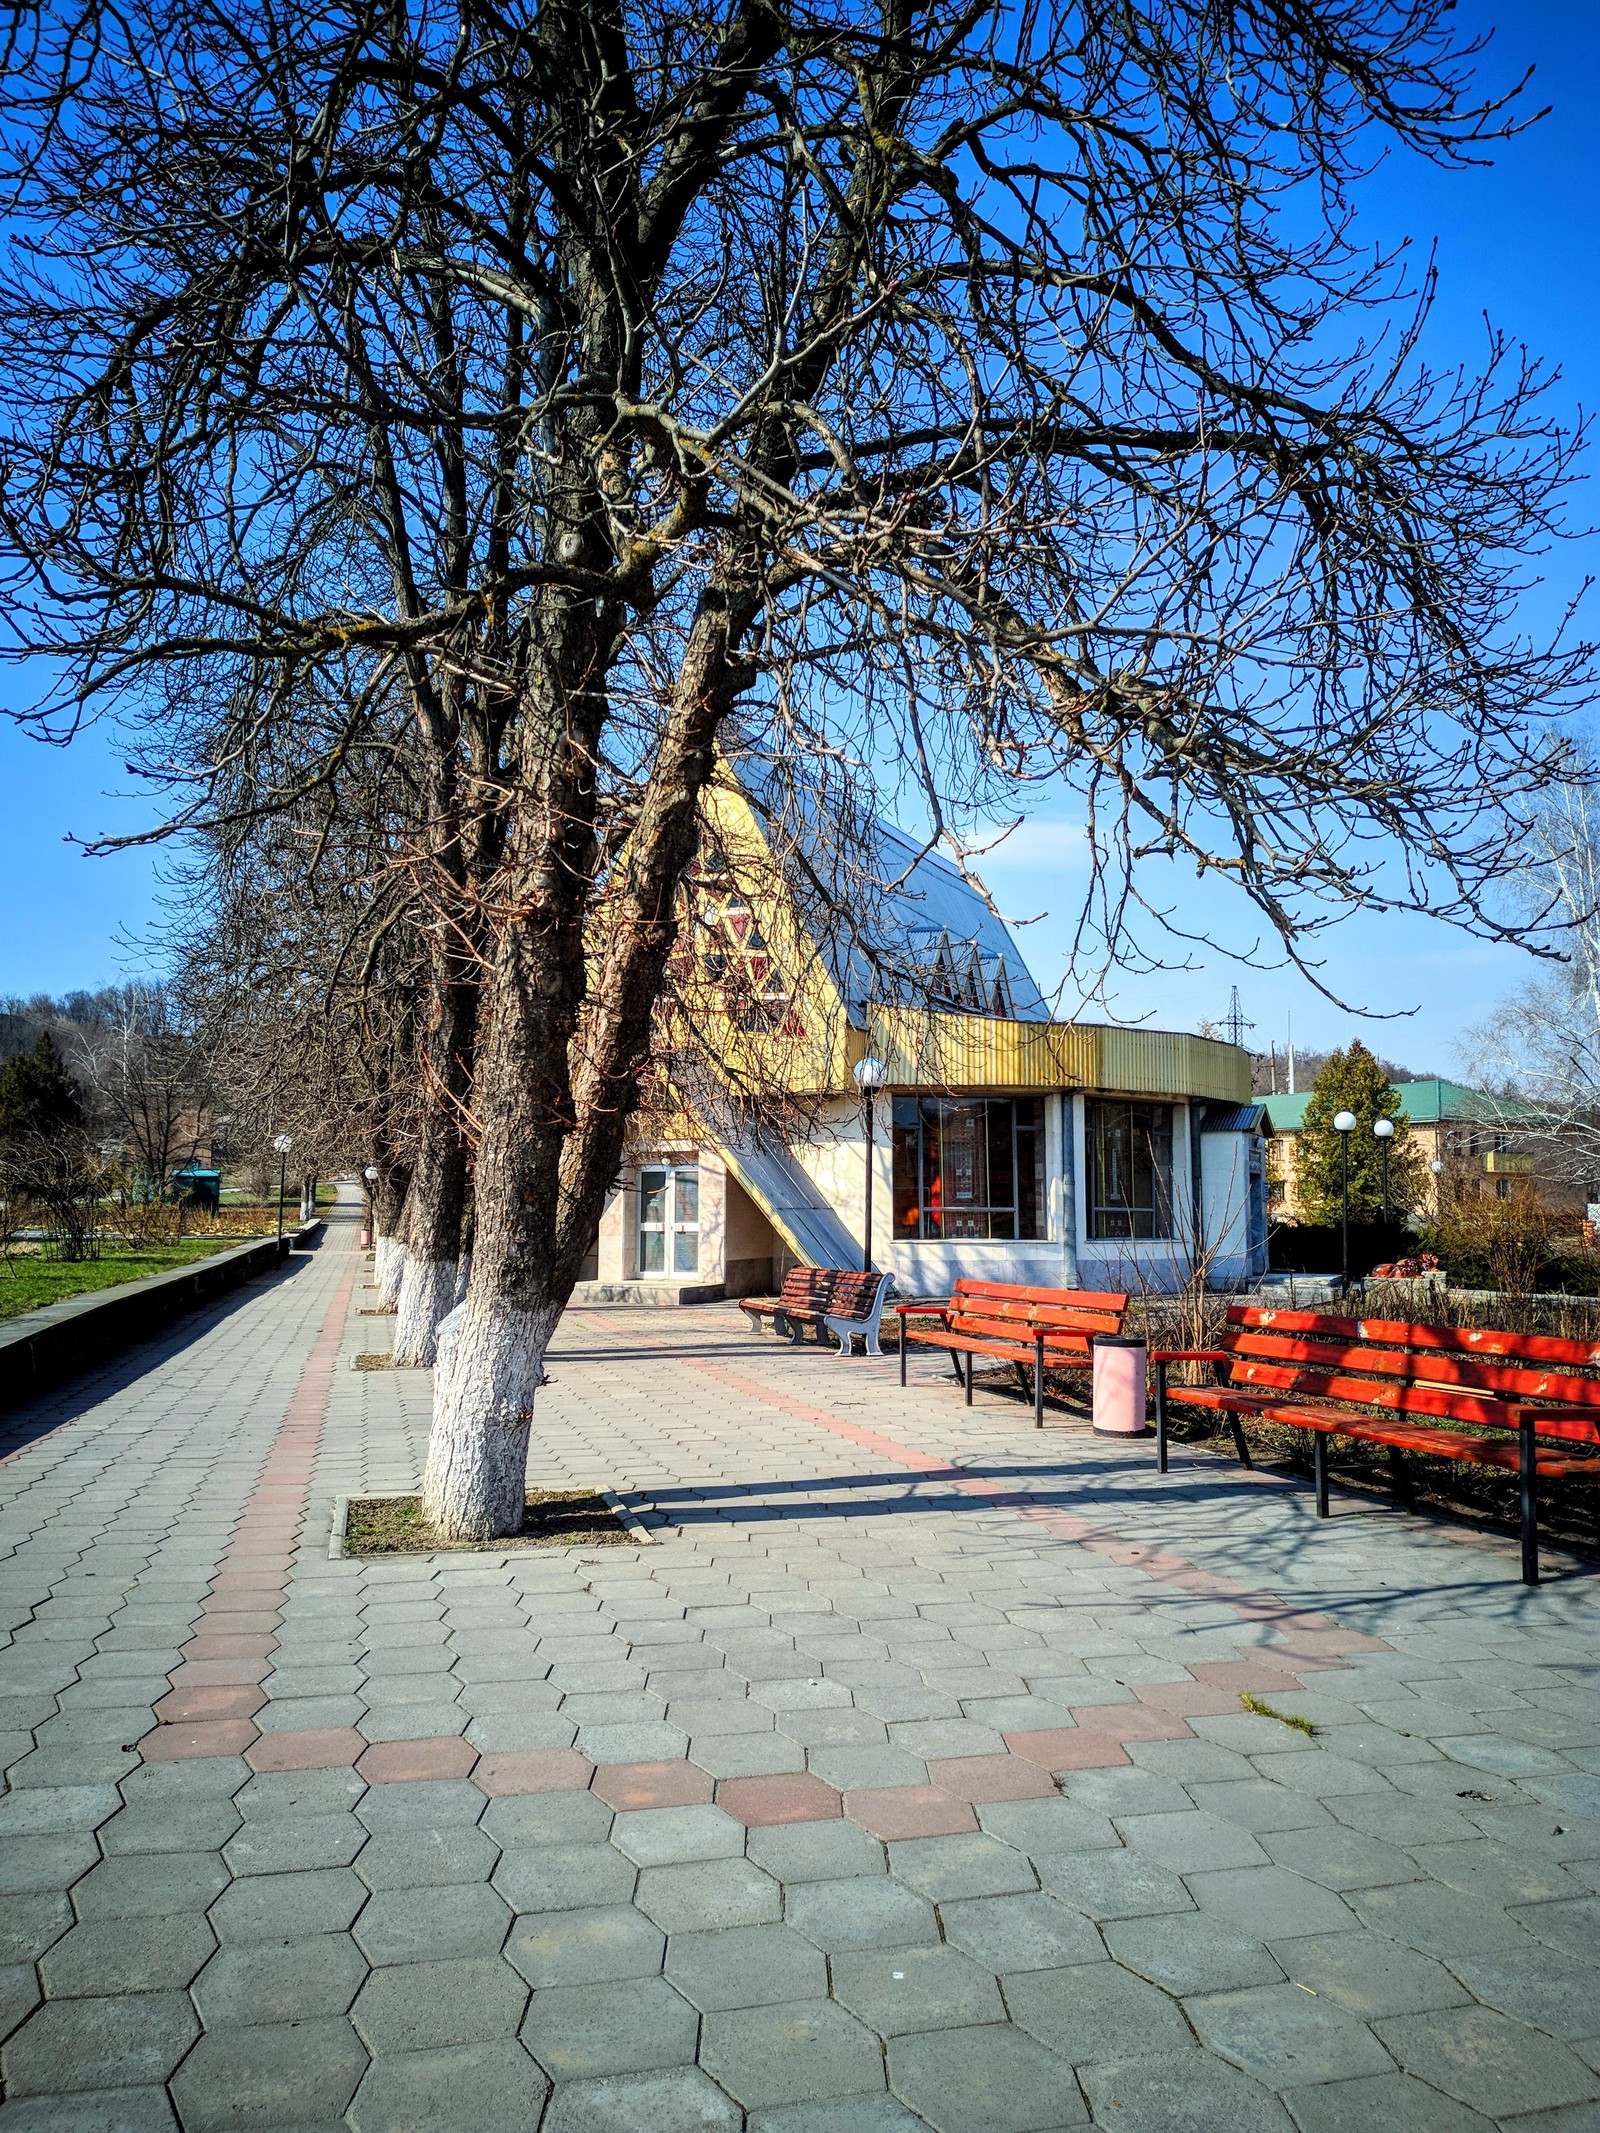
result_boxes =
[1,1195,1598,2131]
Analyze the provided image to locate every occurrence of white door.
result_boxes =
[638,1165,700,1274]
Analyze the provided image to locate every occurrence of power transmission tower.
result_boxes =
[1223,987,1254,1049]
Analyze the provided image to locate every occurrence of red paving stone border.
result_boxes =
[844,1784,979,1839]
[472,1749,596,1796]
[1004,1728,1131,1771]
[923,1754,1058,1803]
[244,1726,367,1773]
[357,1736,480,1784]
[715,1773,843,1825]
[591,1760,715,1811]
[136,1246,359,1767]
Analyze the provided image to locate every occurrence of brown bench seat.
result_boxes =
[896,1281,1129,1428]
[1151,1306,1600,1583]
[739,1268,894,1358]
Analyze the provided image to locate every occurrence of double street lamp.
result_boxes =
[854,1057,888,1273]
[1334,1111,1401,1291]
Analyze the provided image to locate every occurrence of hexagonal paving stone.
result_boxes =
[2,1993,199,2097]
[169,2015,369,2131]
[1104,1914,1283,1999]
[505,1906,666,1991]
[888,1835,1036,1902]
[609,1805,745,1867]
[480,1789,613,1848]
[1076,2049,1292,2133]
[745,1820,886,1884]
[208,1865,368,1943]
[522,1974,699,2078]
[540,2065,742,2133]
[355,1881,513,1966]
[192,1931,370,2025]
[223,1812,367,1876]
[701,1999,887,2109]
[0,1963,39,2048]
[939,1892,1105,1974]
[1266,1932,1468,2020]
[1185,1982,1394,2087]
[634,1857,781,1933]
[1004,1959,1193,2066]
[832,1944,1006,2038]
[887,2021,1086,2131]
[493,1842,638,1913]
[69,1850,230,1918]
[358,1825,499,1891]
[351,1955,530,2053]
[784,1876,939,1953]
[665,1923,829,2012]
[40,1916,216,1999]
[349,2037,552,2133]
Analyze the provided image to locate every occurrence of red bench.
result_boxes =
[1152,1305,1600,1583]
[896,1281,1129,1428]
[739,1268,894,1357]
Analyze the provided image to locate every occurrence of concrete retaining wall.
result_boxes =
[0,1223,323,1413]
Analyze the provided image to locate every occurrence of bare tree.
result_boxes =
[2,0,1592,1535]
[1472,783,1600,1196]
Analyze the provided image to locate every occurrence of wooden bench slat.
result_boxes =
[1234,1305,1600,1371]
[1229,1331,1600,1410]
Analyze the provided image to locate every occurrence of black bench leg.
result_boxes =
[1228,1418,1253,1470]
[1313,1432,1329,1518]
[1387,1444,1416,1510]
[900,1340,907,1388]
[1521,1418,1539,1586]
[1034,1334,1045,1429]
[1154,1363,1168,1474]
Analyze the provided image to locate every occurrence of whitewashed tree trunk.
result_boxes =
[394,1255,459,1366]
[374,1233,405,1311]
[422,1293,560,1539]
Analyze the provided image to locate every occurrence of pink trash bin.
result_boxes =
[1092,1335,1149,1436]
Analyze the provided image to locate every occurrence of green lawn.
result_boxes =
[0,1242,239,1323]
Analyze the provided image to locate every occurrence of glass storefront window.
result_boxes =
[891,1097,1045,1240]
[1087,1100,1174,1239]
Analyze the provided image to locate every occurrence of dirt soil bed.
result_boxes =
[344,1490,634,1553]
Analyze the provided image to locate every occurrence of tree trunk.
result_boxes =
[421,568,748,1537]
[393,1103,469,1365]
[370,1164,412,1312]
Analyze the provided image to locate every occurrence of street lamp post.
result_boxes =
[273,1134,293,1246]
[1333,1111,1357,1293]
[363,1164,379,1251]
[853,1058,888,1273]
[1373,1116,1395,1227]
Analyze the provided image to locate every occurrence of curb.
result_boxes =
[327,1485,661,1560]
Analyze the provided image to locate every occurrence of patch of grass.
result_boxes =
[344,1490,635,1554]
[0,1243,236,1323]
[1240,1690,1316,1735]
[353,1352,416,1370]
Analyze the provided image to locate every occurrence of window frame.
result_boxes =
[1085,1099,1177,1242]
[891,1094,1046,1242]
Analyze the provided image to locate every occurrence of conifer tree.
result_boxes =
[1295,1043,1422,1225]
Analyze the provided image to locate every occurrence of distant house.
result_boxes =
[1261,1079,1577,1222]
[574,773,1270,1302]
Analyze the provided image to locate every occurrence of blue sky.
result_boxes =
[2,0,1596,1077]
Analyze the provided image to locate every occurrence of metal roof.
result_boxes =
[1260,1079,1542,1131]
